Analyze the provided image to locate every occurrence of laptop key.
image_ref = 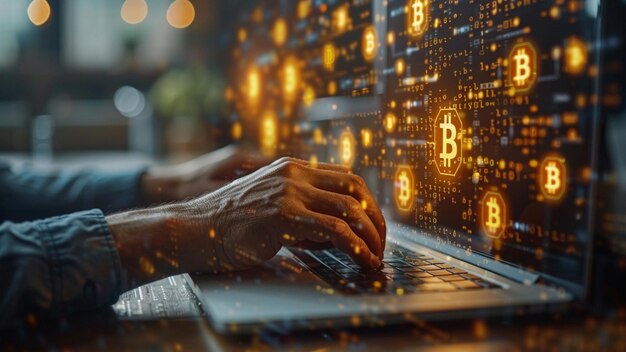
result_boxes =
[440,275,466,282]
[429,269,453,276]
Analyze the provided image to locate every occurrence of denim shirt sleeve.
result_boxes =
[0,209,125,327]
[0,162,147,222]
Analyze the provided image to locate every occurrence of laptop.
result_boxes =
[188,0,605,334]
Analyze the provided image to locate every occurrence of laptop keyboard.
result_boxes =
[291,245,501,295]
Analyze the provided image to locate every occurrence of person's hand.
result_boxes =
[108,157,386,288]
[140,145,271,204]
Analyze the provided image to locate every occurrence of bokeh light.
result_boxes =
[121,0,148,25]
[167,0,195,29]
[27,0,51,26]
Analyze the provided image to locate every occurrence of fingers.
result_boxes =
[271,156,350,173]
[302,186,383,259]
[305,168,386,248]
[293,209,381,269]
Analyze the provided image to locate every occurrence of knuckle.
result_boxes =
[277,160,300,176]
[330,219,350,236]
[351,174,366,187]
[344,196,362,214]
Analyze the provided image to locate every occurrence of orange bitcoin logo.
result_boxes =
[508,41,538,94]
[361,26,377,62]
[339,130,356,167]
[395,165,414,212]
[407,0,428,38]
[539,155,567,201]
[481,190,508,239]
[434,108,463,176]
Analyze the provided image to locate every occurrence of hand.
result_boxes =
[108,157,386,288]
[140,145,271,204]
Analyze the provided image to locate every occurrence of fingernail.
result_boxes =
[370,253,381,268]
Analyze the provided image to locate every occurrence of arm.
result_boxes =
[0,162,145,222]
[0,210,123,327]
[1,158,385,327]
[110,157,386,288]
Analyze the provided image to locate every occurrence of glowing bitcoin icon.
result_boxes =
[481,191,508,238]
[564,36,587,75]
[339,130,356,167]
[508,42,537,94]
[282,59,299,101]
[407,0,428,38]
[539,156,567,201]
[323,43,336,71]
[272,18,287,46]
[395,165,414,211]
[260,112,278,157]
[361,26,377,62]
[434,108,462,176]
[384,112,397,132]
[361,129,373,147]
[246,67,260,103]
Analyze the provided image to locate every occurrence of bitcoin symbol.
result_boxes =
[411,1,423,32]
[339,130,355,166]
[564,36,587,75]
[544,162,561,195]
[323,43,336,71]
[439,113,458,168]
[513,48,531,86]
[285,64,296,93]
[395,166,414,211]
[398,172,410,207]
[485,197,501,234]
[481,191,507,238]
[361,26,376,61]
[247,68,260,101]
[366,33,374,54]
[408,0,428,37]
[260,112,277,157]
[508,42,537,93]
[342,138,351,162]
[539,156,567,201]
[434,108,462,176]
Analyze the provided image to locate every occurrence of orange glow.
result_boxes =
[282,58,300,102]
[27,0,51,26]
[167,0,195,29]
[260,112,278,157]
[272,18,288,46]
[121,0,148,25]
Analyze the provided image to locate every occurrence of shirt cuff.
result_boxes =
[37,209,124,311]
[89,168,147,214]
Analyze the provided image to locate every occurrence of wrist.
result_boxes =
[107,205,181,288]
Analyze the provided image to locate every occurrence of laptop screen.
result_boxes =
[380,0,605,297]
[228,0,608,297]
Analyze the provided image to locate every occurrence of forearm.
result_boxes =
[107,197,227,289]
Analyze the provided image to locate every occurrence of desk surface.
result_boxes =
[3,275,625,351]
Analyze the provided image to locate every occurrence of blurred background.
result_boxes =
[0,0,241,167]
